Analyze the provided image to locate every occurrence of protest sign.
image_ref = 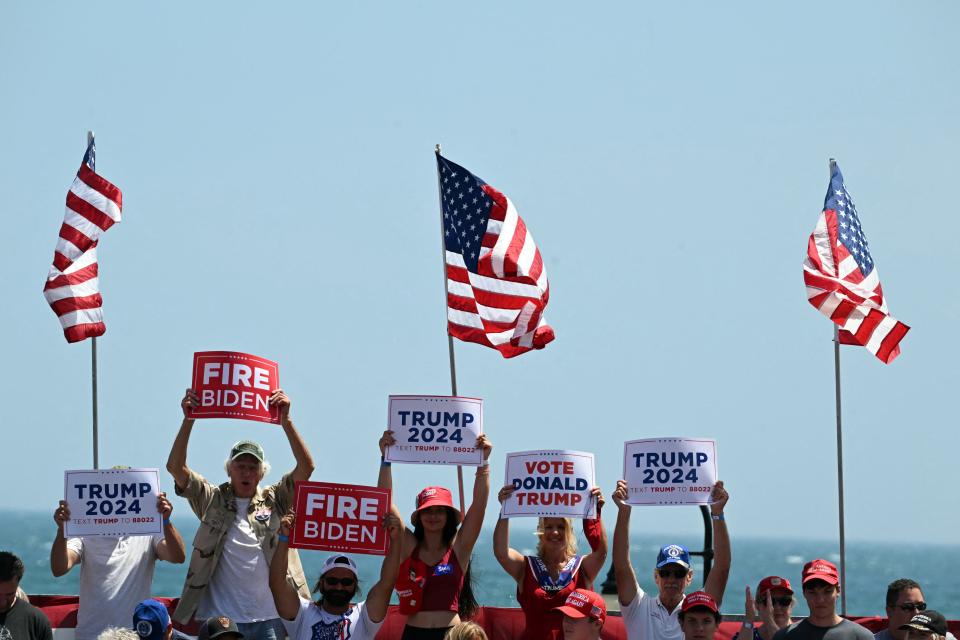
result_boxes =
[291,481,390,555]
[622,438,718,505]
[189,351,280,424]
[385,395,483,466]
[501,450,596,519]
[64,469,162,537]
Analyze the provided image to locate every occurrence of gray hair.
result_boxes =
[223,457,271,479]
[97,628,140,640]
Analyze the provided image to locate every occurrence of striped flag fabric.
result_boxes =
[436,153,554,358]
[43,140,123,343]
[803,160,908,363]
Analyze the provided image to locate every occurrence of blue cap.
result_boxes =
[133,599,170,640]
[656,544,691,569]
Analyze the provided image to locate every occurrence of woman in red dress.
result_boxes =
[493,484,607,640]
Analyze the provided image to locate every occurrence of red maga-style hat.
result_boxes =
[682,591,720,614]
[756,576,794,598]
[801,559,839,586]
[554,589,607,625]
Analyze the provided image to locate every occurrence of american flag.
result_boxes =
[803,161,908,363]
[437,153,554,358]
[43,140,124,343]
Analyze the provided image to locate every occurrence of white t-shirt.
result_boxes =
[622,583,685,640]
[197,498,279,622]
[67,535,164,640]
[282,597,382,640]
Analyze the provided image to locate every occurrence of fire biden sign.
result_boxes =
[291,481,391,556]
[189,351,280,424]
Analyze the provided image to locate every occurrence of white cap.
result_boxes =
[320,554,358,579]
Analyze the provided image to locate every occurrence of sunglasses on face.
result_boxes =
[658,567,689,579]
[760,597,793,608]
[897,602,927,612]
[323,577,356,587]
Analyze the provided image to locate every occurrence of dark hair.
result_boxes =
[886,578,922,607]
[0,551,25,583]
[679,609,722,624]
[412,507,478,619]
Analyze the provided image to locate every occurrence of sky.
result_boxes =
[2,1,958,549]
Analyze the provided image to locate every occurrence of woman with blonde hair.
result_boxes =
[493,484,607,640]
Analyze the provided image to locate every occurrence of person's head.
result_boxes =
[885,579,926,640]
[411,487,461,543]
[133,599,172,640]
[679,591,722,640]
[312,555,360,609]
[444,621,488,640]
[755,576,795,627]
[536,517,577,559]
[97,628,140,640]
[800,559,840,622]
[654,544,694,604]
[0,551,25,614]
[554,589,606,640]
[223,441,270,498]
[198,616,244,640]
[899,610,947,640]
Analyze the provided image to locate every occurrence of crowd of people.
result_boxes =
[0,390,954,640]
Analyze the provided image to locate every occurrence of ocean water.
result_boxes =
[5,509,958,618]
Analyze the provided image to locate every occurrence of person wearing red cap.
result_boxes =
[611,479,731,640]
[736,577,795,640]
[771,559,872,640]
[679,591,721,640]
[553,588,607,640]
[492,483,607,640]
[377,430,493,640]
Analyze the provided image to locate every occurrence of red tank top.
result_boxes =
[517,555,588,640]
[414,545,464,613]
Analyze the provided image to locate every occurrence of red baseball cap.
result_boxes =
[411,486,462,525]
[554,589,607,625]
[801,559,839,586]
[681,591,719,614]
[756,576,794,598]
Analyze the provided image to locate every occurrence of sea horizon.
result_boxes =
[6,509,958,619]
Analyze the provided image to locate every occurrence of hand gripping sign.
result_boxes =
[622,438,717,505]
[291,481,391,556]
[385,396,483,466]
[64,469,163,537]
[501,450,596,518]
[190,351,280,424]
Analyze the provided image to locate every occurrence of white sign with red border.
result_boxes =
[622,438,717,505]
[385,395,483,466]
[64,469,163,537]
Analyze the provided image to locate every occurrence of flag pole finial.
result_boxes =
[435,144,441,156]
[87,130,94,145]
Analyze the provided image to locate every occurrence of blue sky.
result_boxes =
[2,2,958,546]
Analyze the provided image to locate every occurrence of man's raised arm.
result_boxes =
[166,389,198,490]
[703,481,731,606]
[270,389,315,482]
[612,479,639,607]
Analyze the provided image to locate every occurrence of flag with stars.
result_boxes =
[803,160,908,363]
[436,153,554,358]
[43,138,124,343]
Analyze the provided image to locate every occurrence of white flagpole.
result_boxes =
[88,130,100,471]
[830,158,847,616]
[435,144,466,514]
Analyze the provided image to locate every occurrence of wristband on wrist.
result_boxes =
[742,622,754,629]
[380,455,391,467]
[712,513,725,521]
[278,533,290,542]
[479,460,489,468]
[162,518,171,527]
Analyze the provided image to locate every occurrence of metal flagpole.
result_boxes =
[435,144,466,514]
[834,323,846,615]
[830,159,846,616]
[89,130,100,470]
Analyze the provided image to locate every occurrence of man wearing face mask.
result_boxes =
[269,509,404,640]
[167,388,315,639]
